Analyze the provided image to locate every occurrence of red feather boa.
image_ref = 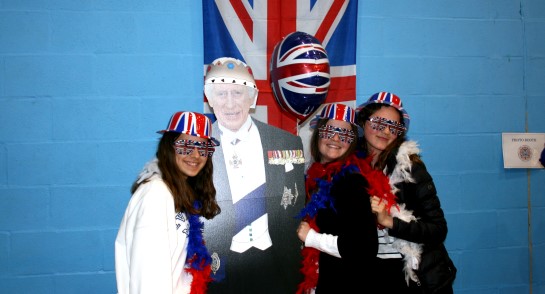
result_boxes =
[186,262,212,294]
[296,153,397,293]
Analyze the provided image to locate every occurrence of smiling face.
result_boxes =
[363,105,402,158]
[207,83,256,132]
[318,119,354,164]
[173,133,210,179]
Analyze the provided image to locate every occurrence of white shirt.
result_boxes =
[115,176,192,293]
[219,118,272,252]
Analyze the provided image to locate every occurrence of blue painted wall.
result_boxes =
[1,1,544,293]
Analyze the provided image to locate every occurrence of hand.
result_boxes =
[297,221,311,243]
[370,196,394,229]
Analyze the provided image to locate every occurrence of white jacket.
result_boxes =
[115,171,192,294]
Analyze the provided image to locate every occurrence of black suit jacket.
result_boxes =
[204,119,305,294]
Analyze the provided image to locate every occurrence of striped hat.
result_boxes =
[310,103,358,129]
[356,92,410,130]
[157,111,219,146]
[318,103,356,125]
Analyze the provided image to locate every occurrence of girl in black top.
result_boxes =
[357,92,457,294]
[296,103,394,293]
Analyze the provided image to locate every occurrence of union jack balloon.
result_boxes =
[270,31,330,122]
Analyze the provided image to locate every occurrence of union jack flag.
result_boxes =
[203,0,358,134]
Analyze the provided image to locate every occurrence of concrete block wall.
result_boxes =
[1,1,543,293]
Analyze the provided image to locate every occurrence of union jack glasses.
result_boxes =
[318,125,355,144]
[174,139,215,157]
[367,116,406,136]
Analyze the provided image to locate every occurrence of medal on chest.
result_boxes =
[229,138,242,169]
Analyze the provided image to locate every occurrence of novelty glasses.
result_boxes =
[318,125,355,144]
[366,116,406,136]
[173,139,215,157]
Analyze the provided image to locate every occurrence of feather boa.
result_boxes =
[384,141,424,285]
[296,153,397,293]
[136,158,212,293]
[185,201,213,294]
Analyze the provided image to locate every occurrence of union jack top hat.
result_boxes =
[310,103,358,129]
[157,111,219,146]
[318,103,356,125]
[356,92,411,131]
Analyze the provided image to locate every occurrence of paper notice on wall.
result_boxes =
[502,133,545,168]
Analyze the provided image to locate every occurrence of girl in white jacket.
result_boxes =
[115,111,221,294]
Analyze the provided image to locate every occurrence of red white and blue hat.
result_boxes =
[157,111,219,146]
[310,103,357,128]
[356,92,410,130]
[319,103,356,124]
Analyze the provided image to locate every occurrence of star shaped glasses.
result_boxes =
[173,139,215,157]
[318,125,355,144]
[367,116,406,136]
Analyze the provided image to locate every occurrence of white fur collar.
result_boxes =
[136,158,161,184]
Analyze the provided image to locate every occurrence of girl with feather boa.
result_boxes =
[357,92,457,294]
[296,103,396,293]
[115,111,221,294]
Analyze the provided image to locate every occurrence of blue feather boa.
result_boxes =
[298,158,361,219]
[186,201,211,270]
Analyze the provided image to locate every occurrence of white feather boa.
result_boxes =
[384,141,423,285]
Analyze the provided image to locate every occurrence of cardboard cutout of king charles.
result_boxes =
[203,57,305,293]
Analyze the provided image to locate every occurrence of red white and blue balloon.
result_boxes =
[270,31,330,122]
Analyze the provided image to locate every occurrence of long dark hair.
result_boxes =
[310,118,359,164]
[131,132,220,219]
[356,104,420,171]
